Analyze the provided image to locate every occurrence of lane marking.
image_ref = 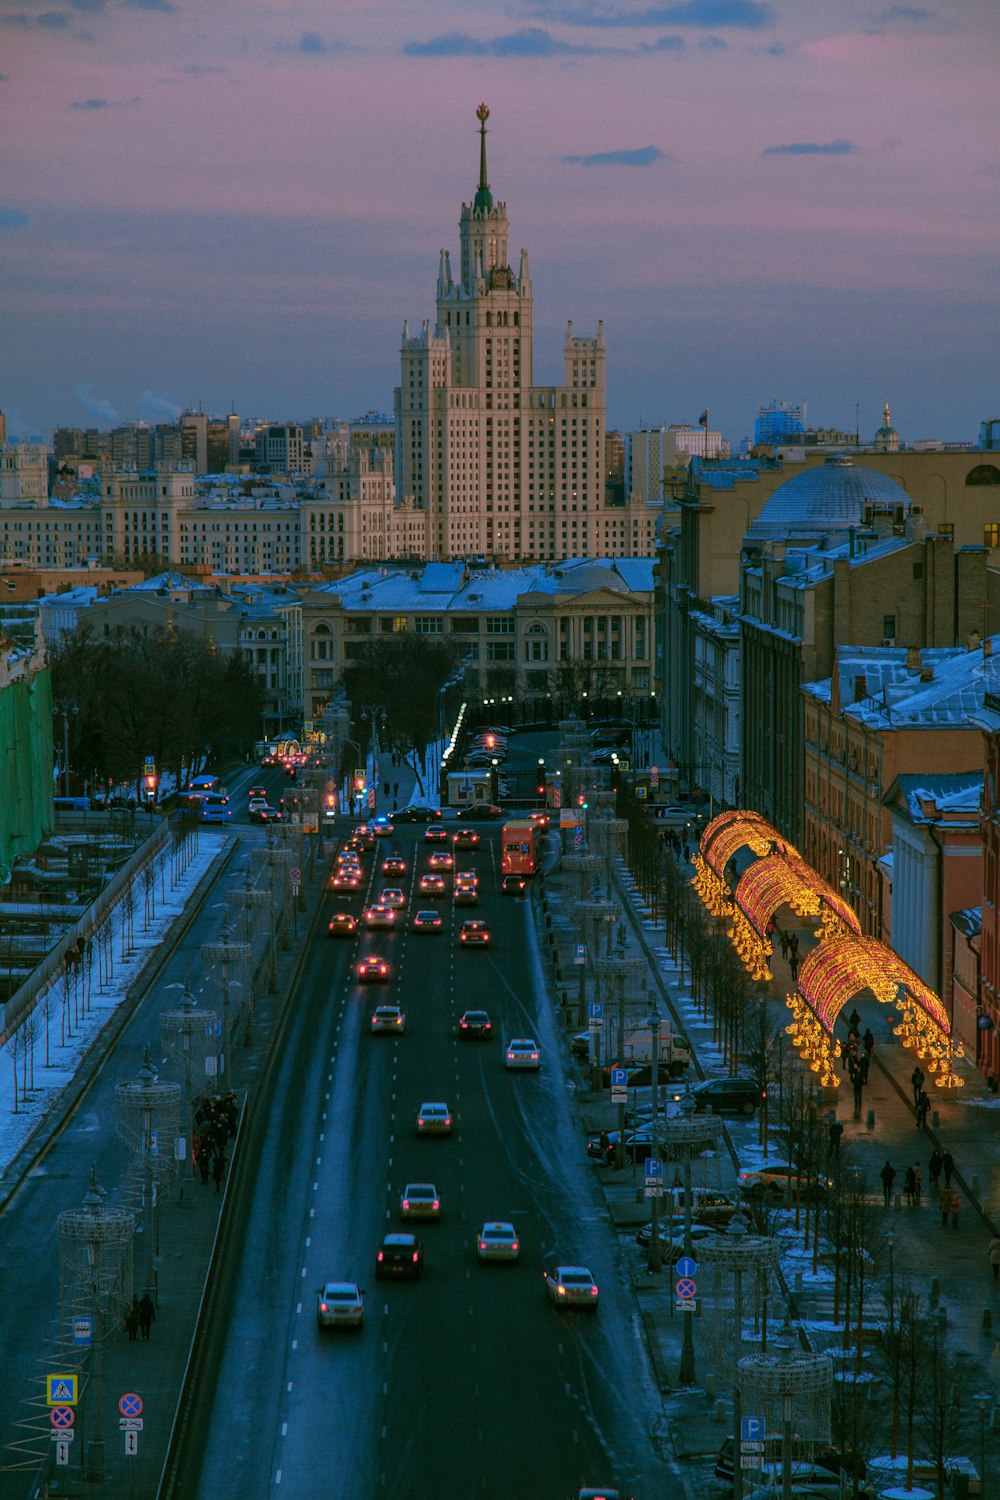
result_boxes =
[292,1339,298,1350]
[305,1237,311,1248]
[296,1302,301,1314]
[281,1423,287,1437]
[276,1470,282,1485]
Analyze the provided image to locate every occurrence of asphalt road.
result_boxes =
[184,821,673,1500]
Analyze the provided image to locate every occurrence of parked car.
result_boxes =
[691,1077,764,1117]
[394,805,444,823]
[737,1162,832,1201]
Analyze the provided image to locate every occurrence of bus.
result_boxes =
[501,818,541,878]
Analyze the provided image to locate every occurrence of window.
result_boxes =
[882,614,896,642]
[487,641,515,662]
[985,524,1000,549]
[486,616,514,635]
[415,617,443,635]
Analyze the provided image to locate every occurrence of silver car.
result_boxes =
[476,1221,520,1262]
[543,1264,599,1309]
[315,1281,364,1330]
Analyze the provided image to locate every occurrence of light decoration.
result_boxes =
[784,991,841,1088]
[730,905,772,982]
[779,847,860,934]
[691,855,731,917]
[700,810,775,880]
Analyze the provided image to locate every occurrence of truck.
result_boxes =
[501,817,541,878]
[598,1024,692,1082]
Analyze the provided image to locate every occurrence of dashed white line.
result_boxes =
[287,1381,293,1392]
[276,1469,282,1484]
[305,1236,311,1248]
[296,1302,301,1314]
[292,1339,298,1350]
[281,1422,287,1437]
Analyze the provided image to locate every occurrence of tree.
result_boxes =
[340,636,464,761]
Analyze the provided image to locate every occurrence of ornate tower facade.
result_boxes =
[395,105,607,563]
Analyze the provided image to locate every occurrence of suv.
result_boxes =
[691,1077,763,1116]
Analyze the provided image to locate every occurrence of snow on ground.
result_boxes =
[0,832,225,1181]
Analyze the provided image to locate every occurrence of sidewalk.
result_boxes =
[538,834,1000,1497]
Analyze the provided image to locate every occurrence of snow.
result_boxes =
[0,833,225,1181]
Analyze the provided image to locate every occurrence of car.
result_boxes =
[424,823,449,843]
[691,1076,764,1117]
[452,827,480,848]
[427,851,454,871]
[465,752,500,768]
[357,955,390,983]
[381,854,407,876]
[501,873,527,896]
[371,815,394,837]
[737,1163,832,1201]
[418,873,446,896]
[588,1129,662,1164]
[455,869,478,887]
[327,913,358,938]
[634,1222,723,1254]
[248,785,268,803]
[332,870,361,893]
[461,803,503,821]
[460,920,490,947]
[476,1221,519,1262]
[714,1439,869,1490]
[412,909,442,932]
[352,825,375,851]
[454,884,478,906]
[394,805,444,823]
[458,1009,492,1039]
[528,810,550,830]
[504,1038,540,1069]
[315,1280,364,1330]
[248,797,267,813]
[400,1182,440,1219]
[378,886,406,909]
[577,1490,635,1500]
[543,1265,599,1309]
[416,1102,452,1135]
[653,804,699,829]
[370,1004,406,1033]
[249,803,282,823]
[364,903,397,929]
[660,1188,737,1226]
[375,1232,423,1280]
[571,1031,592,1057]
[337,845,362,865]
[480,723,513,738]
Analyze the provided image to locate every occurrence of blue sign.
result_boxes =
[644,1158,663,1179]
[675,1255,698,1278]
[588,1002,604,1021]
[741,1416,766,1442]
[610,1068,628,1089]
[72,1317,92,1347]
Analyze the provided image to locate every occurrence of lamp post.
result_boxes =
[885,1230,898,1459]
[647,1008,662,1273]
[359,706,388,808]
[52,697,78,796]
[976,1393,990,1500]
[677,1083,697,1381]
[728,1210,749,1500]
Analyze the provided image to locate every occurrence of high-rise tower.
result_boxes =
[395,105,607,563]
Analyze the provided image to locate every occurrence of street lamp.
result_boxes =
[359,706,388,806]
[976,1393,990,1500]
[52,697,78,797]
[728,1209,750,1500]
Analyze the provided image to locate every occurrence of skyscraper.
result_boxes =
[754,399,806,446]
[395,105,607,563]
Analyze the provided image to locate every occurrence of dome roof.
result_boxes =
[749,455,910,539]
[551,562,630,594]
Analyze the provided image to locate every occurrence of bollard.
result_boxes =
[866,1107,875,1131]
[705,1372,715,1401]
[794,1270,804,1294]
[984,1308,993,1336]
[932,1109,941,1129]
[635,1187,644,1204]
[937,1306,947,1332]
[930,1277,940,1304]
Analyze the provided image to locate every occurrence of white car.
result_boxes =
[476,1221,520,1262]
[379,887,406,909]
[400,1183,440,1219]
[416,1102,452,1135]
[316,1281,364,1330]
[370,1005,406,1034]
[504,1038,541,1070]
[543,1264,599,1309]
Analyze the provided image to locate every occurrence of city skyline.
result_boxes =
[3,0,997,445]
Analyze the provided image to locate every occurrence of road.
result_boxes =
[183,819,673,1499]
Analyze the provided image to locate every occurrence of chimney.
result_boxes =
[920,666,935,682]
[906,646,921,673]
[986,639,994,659]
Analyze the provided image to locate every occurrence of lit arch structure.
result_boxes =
[690,809,963,1089]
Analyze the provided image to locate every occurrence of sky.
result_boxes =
[2,0,998,448]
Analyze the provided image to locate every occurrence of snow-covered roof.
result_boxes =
[309,559,653,614]
[805,641,1000,728]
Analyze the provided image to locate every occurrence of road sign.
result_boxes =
[119,1418,144,1431]
[50,1408,75,1429]
[675,1276,697,1300]
[650,765,660,787]
[291,882,301,897]
[290,867,301,881]
[72,1316,92,1346]
[55,1440,70,1466]
[611,1090,628,1105]
[644,1158,663,1180]
[125,1430,139,1456]
[611,1067,628,1089]
[741,1417,766,1442]
[574,943,586,966]
[46,1375,78,1406]
[50,1429,74,1443]
[588,1002,604,1022]
[675,1255,698,1278]
[119,1393,143,1418]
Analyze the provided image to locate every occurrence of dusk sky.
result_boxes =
[3,0,997,447]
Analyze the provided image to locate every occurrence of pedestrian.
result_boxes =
[911,1064,925,1105]
[940,1184,952,1229]
[880,1160,896,1207]
[789,953,799,983]
[913,1163,923,1206]
[191,1130,202,1178]
[392,781,399,799]
[847,1006,861,1035]
[212,1151,226,1193]
[828,1119,844,1155]
[223,1091,238,1135]
[858,1054,870,1087]
[929,1147,944,1187]
[943,1149,955,1186]
[949,1189,961,1229]
[990,1235,1000,1280]
[382,780,390,798]
[903,1165,917,1206]
[789,933,800,960]
[779,930,790,960]
[682,841,691,864]
[599,1129,610,1164]
[124,1297,140,1342]
[915,1090,930,1129]
[863,1028,875,1057]
[199,1141,210,1185]
[138,1293,155,1340]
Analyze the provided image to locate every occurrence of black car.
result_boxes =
[393,805,444,823]
[375,1232,424,1280]
[691,1077,763,1116]
[460,804,504,821]
[458,1009,493,1039]
[501,873,527,896]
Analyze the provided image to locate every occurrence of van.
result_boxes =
[198,790,231,823]
[189,773,220,795]
[53,795,90,812]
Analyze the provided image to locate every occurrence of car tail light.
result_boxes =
[444,1117,451,1127]
[411,1252,418,1262]
[377,1252,384,1262]
[590,1286,599,1297]
[418,1117,425,1127]
[432,1199,440,1210]
[557,1285,566,1296]
[531,1052,538,1061]
[460,1020,467,1029]
[320,1301,329,1312]
[402,1200,410,1211]
[511,1241,519,1252]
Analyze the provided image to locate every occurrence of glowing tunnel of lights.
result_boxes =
[700,809,775,879]
[798,935,950,1035]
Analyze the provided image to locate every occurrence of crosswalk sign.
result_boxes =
[46,1374,78,1406]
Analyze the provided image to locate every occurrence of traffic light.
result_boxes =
[354,773,365,793]
[142,773,157,800]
